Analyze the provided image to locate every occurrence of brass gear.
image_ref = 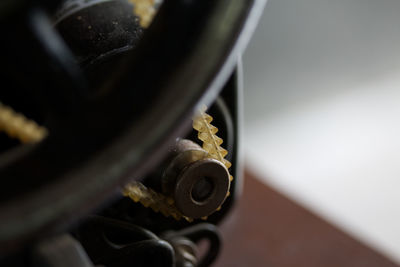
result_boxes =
[0,101,232,222]
[0,102,48,143]
[124,105,233,221]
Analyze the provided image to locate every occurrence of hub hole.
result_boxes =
[191,177,214,203]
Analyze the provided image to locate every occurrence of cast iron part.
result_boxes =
[0,0,266,256]
[165,236,197,267]
[75,216,175,267]
[162,223,221,267]
[97,72,240,236]
[55,0,143,93]
[72,216,220,267]
[31,235,94,267]
[163,139,230,219]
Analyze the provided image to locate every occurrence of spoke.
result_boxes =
[27,7,87,118]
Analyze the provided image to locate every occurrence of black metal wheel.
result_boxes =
[0,0,266,260]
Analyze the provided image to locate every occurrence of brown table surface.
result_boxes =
[214,170,399,267]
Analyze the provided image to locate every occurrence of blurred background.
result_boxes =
[242,0,400,263]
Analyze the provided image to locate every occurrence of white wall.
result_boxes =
[243,0,400,263]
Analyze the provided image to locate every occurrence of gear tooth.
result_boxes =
[192,105,234,217]
[218,147,228,157]
[129,0,156,28]
[223,159,232,169]
[122,105,235,222]
[216,136,224,146]
[202,142,214,152]
[208,150,219,159]
[0,102,48,143]
[209,125,218,134]
[198,132,209,142]
[132,195,141,202]
[200,104,208,113]
[192,120,204,131]
[122,187,130,196]
[160,209,169,217]
[173,213,182,221]
[166,197,174,205]
[199,112,212,123]
[124,182,192,221]
[151,204,160,212]
[141,198,151,207]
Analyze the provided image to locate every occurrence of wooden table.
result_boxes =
[214,170,398,267]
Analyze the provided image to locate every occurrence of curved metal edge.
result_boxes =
[0,0,267,252]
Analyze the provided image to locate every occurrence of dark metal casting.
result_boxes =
[31,235,94,267]
[0,0,267,264]
[162,223,221,267]
[75,216,175,267]
[69,216,220,267]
